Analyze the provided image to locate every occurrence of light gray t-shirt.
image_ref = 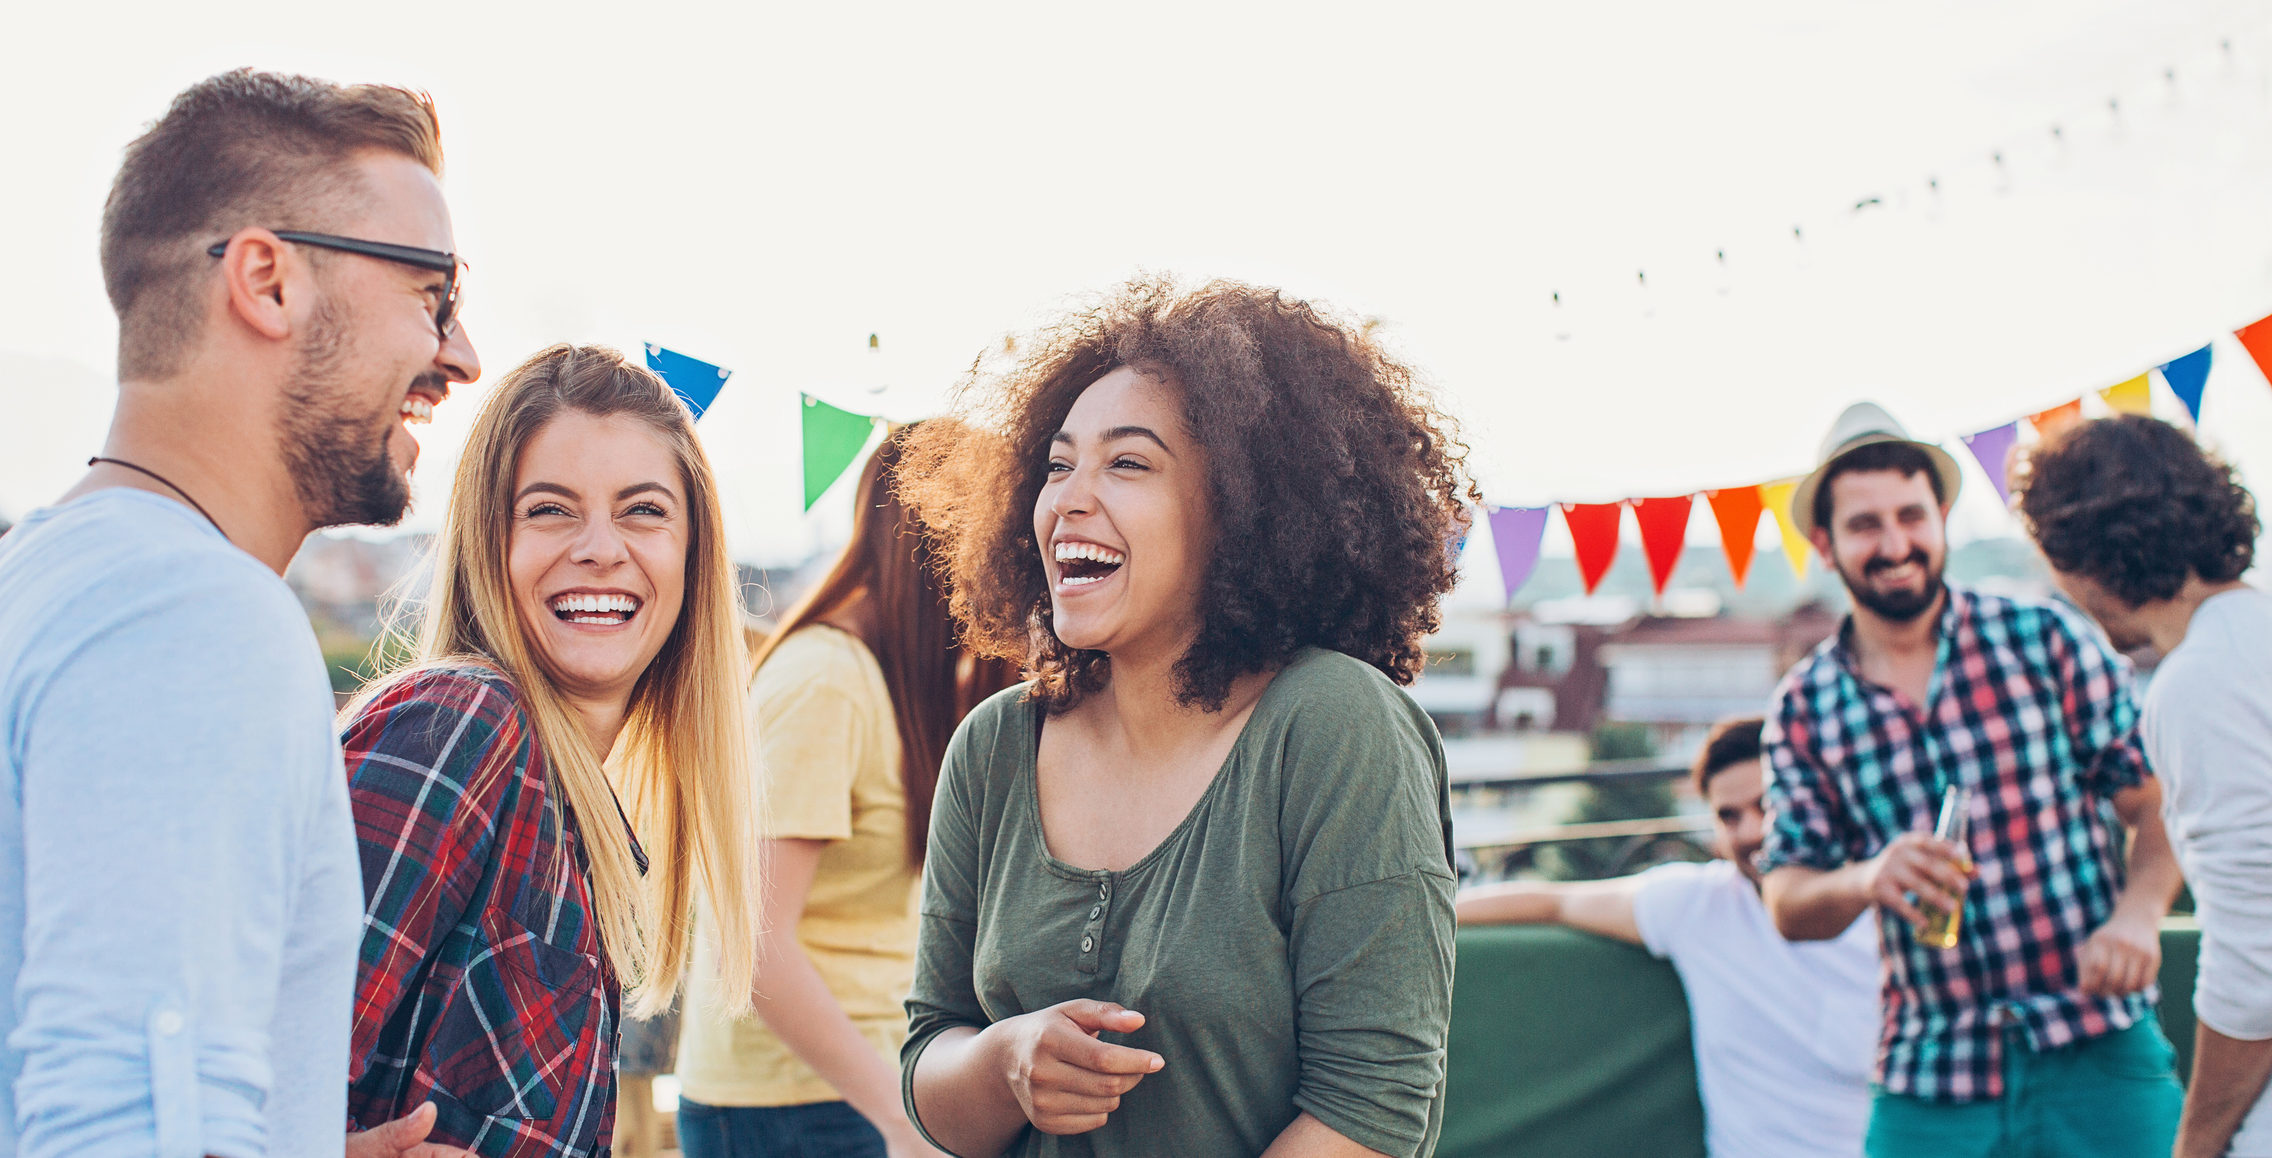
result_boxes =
[2142,586,2272,1155]
[0,490,361,1157]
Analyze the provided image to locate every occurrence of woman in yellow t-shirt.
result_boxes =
[677,427,1016,1158]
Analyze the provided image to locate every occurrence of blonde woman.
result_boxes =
[340,344,762,1158]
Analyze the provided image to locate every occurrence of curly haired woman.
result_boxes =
[894,278,1475,1158]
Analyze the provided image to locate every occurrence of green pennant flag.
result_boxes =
[802,393,878,510]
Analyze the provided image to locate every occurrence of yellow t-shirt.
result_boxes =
[676,624,920,1107]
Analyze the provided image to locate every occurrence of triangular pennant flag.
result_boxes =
[1486,506,1549,604]
[644,343,731,420]
[2029,399,2084,439]
[2239,315,2272,390]
[801,393,879,510]
[1760,477,1811,579]
[1960,422,2020,506]
[2158,344,2213,423]
[1631,496,1693,598]
[2099,374,2152,416]
[1705,486,1764,588]
[1561,502,1624,596]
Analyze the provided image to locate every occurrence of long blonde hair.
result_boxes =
[356,343,760,1018]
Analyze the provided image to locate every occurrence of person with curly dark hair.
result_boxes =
[892,277,1472,1158]
[2016,414,2272,1158]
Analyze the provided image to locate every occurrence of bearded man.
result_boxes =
[0,71,479,1157]
[1757,403,2185,1158]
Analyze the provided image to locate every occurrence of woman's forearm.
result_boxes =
[748,932,911,1135]
[1258,1111,1392,1157]
[908,1024,1029,1158]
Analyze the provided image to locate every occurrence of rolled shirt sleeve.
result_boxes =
[2042,602,2151,799]
[1276,670,1457,1158]
[1286,872,1454,1157]
[12,568,336,1158]
[900,699,990,1148]
[1758,687,1857,875]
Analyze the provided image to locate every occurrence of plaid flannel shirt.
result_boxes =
[344,665,640,1157]
[1759,587,2154,1101]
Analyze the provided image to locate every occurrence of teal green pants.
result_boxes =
[1865,1022,2184,1158]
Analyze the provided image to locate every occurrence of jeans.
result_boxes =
[676,1099,888,1158]
[1864,1021,2185,1158]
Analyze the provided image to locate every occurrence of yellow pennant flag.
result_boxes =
[2099,374,2152,416]
[1760,476,1811,579]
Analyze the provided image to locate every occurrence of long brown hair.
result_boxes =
[754,425,1018,863]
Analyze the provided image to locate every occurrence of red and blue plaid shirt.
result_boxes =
[343,665,638,1157]
[1760,586,2154,1102]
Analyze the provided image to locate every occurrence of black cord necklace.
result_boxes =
[86,456,226,540]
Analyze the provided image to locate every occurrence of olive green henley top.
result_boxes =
[902,648,1457,1157]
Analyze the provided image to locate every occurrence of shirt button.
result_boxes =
[1089,905,1103,920]
[1099,883,1110,900]
[153,1011,184,1036]
[1081,935,1095,953]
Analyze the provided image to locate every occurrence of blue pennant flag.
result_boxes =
[2157,344,2213,423]
[644,344,732,420]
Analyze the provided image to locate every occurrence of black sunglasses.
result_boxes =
[206,230,465,340]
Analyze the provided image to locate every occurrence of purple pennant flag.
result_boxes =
[1961,423,2020,507]
[1488,506,1549,603]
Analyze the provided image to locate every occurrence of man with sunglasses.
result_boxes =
[0,70,479,1157]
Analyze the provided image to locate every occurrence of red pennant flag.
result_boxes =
[1705,486,1764,588]
[2029,399,2083,438]
[1631,496,1693,597]
[2238,314,2272,389]
[1561,502,1624,595]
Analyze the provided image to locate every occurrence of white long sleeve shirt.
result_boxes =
[2142,586,2272,1155]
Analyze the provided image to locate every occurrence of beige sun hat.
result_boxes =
[1787,402,1964,538]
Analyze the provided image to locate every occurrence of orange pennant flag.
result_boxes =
[1705,486,1764,588]
[2099,374,2152,416]
[1561,502,1624,596]
[2238,314,2272,389]
[2030,399,2084,438]
[1631,496,1693,598]
[1759,477,1811,579]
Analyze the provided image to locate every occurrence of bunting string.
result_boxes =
[1473,313,2272,604]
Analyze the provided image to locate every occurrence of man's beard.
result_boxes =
[1837,546,1945,623]
[280,299,414,529]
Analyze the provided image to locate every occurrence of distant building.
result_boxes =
[1594,604,1840,752]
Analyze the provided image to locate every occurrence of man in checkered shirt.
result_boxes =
[1758,403,2186,1158]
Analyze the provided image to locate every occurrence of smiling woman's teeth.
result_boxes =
[1053,541,1126,587]
[399,397,435,425]
[550,593,640,624]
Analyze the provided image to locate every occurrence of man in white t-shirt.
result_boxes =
[2017,414,2272,1158]
[1457,716,1879,1158]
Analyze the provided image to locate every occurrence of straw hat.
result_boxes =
[1787,402,1964,538]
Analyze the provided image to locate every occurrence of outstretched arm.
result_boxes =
[1454,877,1644,945]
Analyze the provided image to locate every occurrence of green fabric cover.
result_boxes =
[1439,921,2203,1157]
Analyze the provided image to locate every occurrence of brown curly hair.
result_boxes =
[2014,414,2257,607]
[896,277,1479,712]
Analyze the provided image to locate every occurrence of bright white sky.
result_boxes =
[7,0,2272,583]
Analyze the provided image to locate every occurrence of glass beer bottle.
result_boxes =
[1917,784,1973,950]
